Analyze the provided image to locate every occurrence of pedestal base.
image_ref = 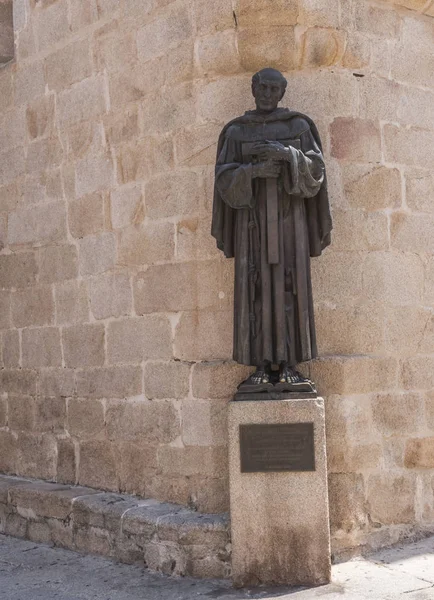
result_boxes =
[228,397,331,587]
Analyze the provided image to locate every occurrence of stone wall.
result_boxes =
[0,0,13,63]
[0,0,434,556]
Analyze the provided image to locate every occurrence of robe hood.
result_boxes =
[211,108,332,259]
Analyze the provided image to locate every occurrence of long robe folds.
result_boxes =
[212,108,332,367]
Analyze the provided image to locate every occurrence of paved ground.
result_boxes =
[1,534,434,600]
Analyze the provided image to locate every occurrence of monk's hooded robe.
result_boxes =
[212,108,332,368]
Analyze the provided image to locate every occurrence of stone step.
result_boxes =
[0,474,231,579]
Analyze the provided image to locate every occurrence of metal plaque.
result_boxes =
[239,423,315,473]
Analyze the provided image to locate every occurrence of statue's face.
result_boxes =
[253,78,284,112]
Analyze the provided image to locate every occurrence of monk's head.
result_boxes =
[251,68,287,113]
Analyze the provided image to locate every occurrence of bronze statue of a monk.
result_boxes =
[212,68,332,393]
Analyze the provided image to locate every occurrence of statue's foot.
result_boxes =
[237,368,273,393]
[276,367,316,393]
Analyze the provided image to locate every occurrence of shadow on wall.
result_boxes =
[0,0,13,65]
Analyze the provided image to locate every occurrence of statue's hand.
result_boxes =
[252,160,281,179]
[252,141,290,162]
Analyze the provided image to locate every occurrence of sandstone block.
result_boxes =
[26,94,55,140]
[193,0,234,34]
[4,513,27,538]
[0,430,17,473]
[27,520,53,545]
[75,153,114,199]
[145,475,191,509]
[69,0,97,30]
[355,3,401,38]
[108,60,166,109]
[8,202,67,246]
[391,212,434,254]
[74,526,112,557]
[110,184,142,229]
[116,136,174,185]
[39,245,78,284]
[238,26,297,73]
[405,438,434,469]
[106,398,179,444]
[188,476,229,514]
[384,124,434,169]
[174,310,233,361]
[181,398,227,447]
[78,440,118,490]
[141,82,196,135]
[391,17,434,89]
[310,251,363,304]
[425,257,434,306]
[0,106,27,152]
[342,32,371,70]
[362,252,424,306]
[328,473,367,534]
[315,301,385,355]
[405,169,434,213]
[78,232,116,276]
[158,446,227,479]
[75,366,143,399]
[136,5,193,62]
[157,511,229,548]
[39,368,75,398]
[22,327,62,368]
[16,432,57,480]
[45,38,92,91]
[107,316,172,364]
[12,286,54,328]
[0,68,12,113]
[94,20,137,74]
[0,147,26,187]
[26,136,64,174]
[145,171,199,219]
[0,181,19,213]
[0,397,6,427]
[192,362,252,399]
[67,398,105,439]
[237,0,298,26]
[367,474,416,525]
[56,438,76,484]
[402,356,434,390]
[34,0,70,51]
[9,480,75,519]
[342,165,402,211]
[426,392,434,430]
[0,370,37,396]
[21,169,63,206]
[55,280,89,325]
[309,355,398,396]
[65,121,105,160]
[33,397,66,433]
[63,324,105,368]
[116,442,158,496]
[14,61,45,107]
[301,27,345,68]
[68,194,105,238]
[298,0,340,27]
[372,393,424,436]
[385,305,431,356]
[358,77,401,123]
[58,77,106,128]
[174,122,221,167]
[144,361,191,400]
[8,396,35,432]
[90,272,132,320]
[195,30,240,76]
[331,209,389,252]
[118,222,175,266]
[0,291,11,328]
[331,118,381,162]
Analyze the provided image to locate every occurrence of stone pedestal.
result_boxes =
[228,398,331,587]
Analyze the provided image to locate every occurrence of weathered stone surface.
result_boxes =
[2,329,20,367]
[331,118,381,162]
[68,194,105,239]
[192,362,252,399]
[75,366,142,399]
[144,361,190,400]
[367,474,416,525]
[58,77,106,128]
[22,327,62,368]
[15,432,57,480]
[63,324,105,368]
[0,370,37,396]
[106,399,179,444]
[116,442,157,496]
[174,310,233,361]
[328,473,367,534]
[181,398,227,447]
[8,202,67,246]
[12,286,54,328]
[39,245,78,284]
[78,233,116,276]
[372,393,424,436]
[55,280,89,325]
[343,165,402,211]
[90,272,132,320]
[110,184,142,229]
[56,438,76,484]
[301,27,345,68]
[229,398,331,586]
[67,398,105,439]
[118,222,175,266]
[157,446,227,479]
[44,39,92,91]
[405,438,434,469]
[78,441,117,490]
[107,317,172,364]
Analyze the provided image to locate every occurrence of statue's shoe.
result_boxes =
[238,371,274,394]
